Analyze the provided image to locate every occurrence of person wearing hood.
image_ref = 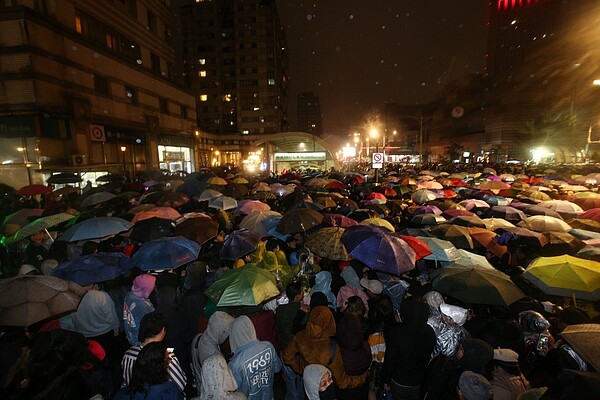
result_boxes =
[123,274,156,346]
[283,305,368,396]
[303,364,336,400]
[199,353,246,400]
[382,296,436,400]
[311,271,337,309]
[191,311,236,395]
[335,314,370,399]
[228,315,281,400]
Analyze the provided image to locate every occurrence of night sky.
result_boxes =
[277,1,490,134]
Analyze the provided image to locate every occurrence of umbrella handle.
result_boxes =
[44,229,55,243]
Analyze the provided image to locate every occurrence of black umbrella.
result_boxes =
[220,228,262,261]
[129,217,175,242]
[47,173,82,184]
[96,174,126,182]
[347,208,379,222]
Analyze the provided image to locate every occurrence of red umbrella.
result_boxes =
[367,192,387,201]
[16,185,51,196]
[322,213,359,228]
[441,209,475,219]
[325,180,345,190]
[571,197,600,211]
[580,208,600,222]
[383,187,398,197]
[398,235,432,260]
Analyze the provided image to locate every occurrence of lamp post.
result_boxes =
[120,146,127,178]
[370,128,380,185]
[397,115,433,168]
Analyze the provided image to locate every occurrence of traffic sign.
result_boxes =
[372,152,383,169]
[89,124,106,142]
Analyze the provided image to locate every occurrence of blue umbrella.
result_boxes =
[131,236,201,271]
[176,179,207,197]
[52,252,134,286]
[57,217,132,242]
[341,225,416,275]
[220,228,262,261]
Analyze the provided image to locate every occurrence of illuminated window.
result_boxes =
[106,33,114,49]
[199,58,206,65]
[223,94,232,102]
[198,70,207,77]
[200,94,208,101]
[75,15,82,33]
[268,78,275,85]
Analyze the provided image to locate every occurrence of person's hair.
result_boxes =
[285,281,303,300]
[138,312,167,342]
[81,241,99,256]
[368,295,395,333]
[266,238,280,252]
[126,342,169,395]
[345,296,366,318]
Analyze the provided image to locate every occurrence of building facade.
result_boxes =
[0,0,198,188]
[177,0,289,167]
[297,92,323,135]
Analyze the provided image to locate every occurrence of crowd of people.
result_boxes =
[0,162,599,400]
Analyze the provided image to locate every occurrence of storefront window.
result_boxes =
[158,145,193,173]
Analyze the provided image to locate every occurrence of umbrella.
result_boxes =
[571,197,600,211]
[482,217,516,231]
[539,200,584,219]
[57,216,132,242]
[175,216,219,244]
[130,217,175,243]
[131,236,201,271]
[208,195,238,211]
[205,265,280,306]
[316,196,337,209]
[232,177,249,184]
[80,191,117,208]
[411,213,446,226]
[16,184,52,196]
[521,204,563,219]
[288,201,324,211]
[360,217,395,232]
[580,208,600,222]
[176,180,207,197]
[484,206,527,223]
[156,192,190,208]
[196,189,223,201]
[2,208,44,228]
[540,232,586,256]
[414,205,443,215]
[432,265,525,306]
[46,173,82,184]
[321,213,358,228]
[458,199,491,212]
[50,186,80,198]
[222,183,249,199]
[11,213,76,242]
[239,210,282,237]
[0,275,86,327]
[441,209,475,219]
[447,215,486,228]
[519,190,552,203]
[238,200,271,215]
[561,324,600,373]
[496,226,548,247]
[347,208,379,222]
[467,227,509,258]
[305,227,350,261]
[523,255,600,301]
[479,180,511,191]
[430,224,474,249]
[96,174,126,182]
[419,236,460,262]
[220,228,262,261]
[569,229,600,240]
[451,249,496,270]
[341,225,416,275]
[206,176,228,186]
[250,191,277,201]
[568,218,600,233]
[518,215,572,233]
[397,235,432,260]
[411,189,437,205]
[52,252,134,286]
[276,208,324,234]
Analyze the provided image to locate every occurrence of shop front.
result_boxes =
[158,134,194,174]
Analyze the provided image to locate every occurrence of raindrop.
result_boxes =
[93,53,100,58]
[71,45,78,51]
[380,60,384,64]
[381,25,386,30]
[406,12,410,17]
[349,15,354,20]
[335,46,341,52]
[375,81,379,85]
[307,14,312,20]
[421,82,426,86]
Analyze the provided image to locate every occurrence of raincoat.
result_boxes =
[200,354,247,400]
[310,271,336,309]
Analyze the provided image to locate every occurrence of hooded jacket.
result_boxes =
[123,274,156,345]
[303,364,331,400]
[310,271,337,309]
[200,353,246,400]
[228,316,282,400]
[283,306,367,390]
[197,311,235,364]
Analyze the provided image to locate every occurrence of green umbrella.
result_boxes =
[205,264,280,307]
[10,213,75,243]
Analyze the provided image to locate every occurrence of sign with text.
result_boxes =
[372,152,383,169]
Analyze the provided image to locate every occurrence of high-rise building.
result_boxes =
[0,0,198,187]
[297,92,323,135]
[178,0,289,143]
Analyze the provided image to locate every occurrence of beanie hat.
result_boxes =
[132,274,156,299]
[458,371,493,400]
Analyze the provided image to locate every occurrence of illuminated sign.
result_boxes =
[498,0,540,11]
[274,152,327,161]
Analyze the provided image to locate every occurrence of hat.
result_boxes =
[360,278,383,295]
[458,371,493,400]
[494,348,519,363]
[440,303,468,326]
[132,274,156,299]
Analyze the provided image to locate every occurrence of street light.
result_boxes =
[120,146,127,177]
[369,128,381,185]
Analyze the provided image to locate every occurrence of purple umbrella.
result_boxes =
[413,205,443,216]
[341,225,416,275]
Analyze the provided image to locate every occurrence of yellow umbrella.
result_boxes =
[359,217,395,232]
[523,255,600,301]
[206,176,228,186]
[232,177,249,184]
